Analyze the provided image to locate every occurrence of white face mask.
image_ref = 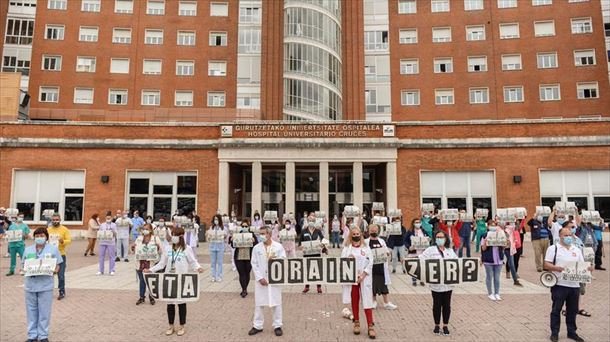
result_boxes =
[414,223,421,228]
[106,219,112,224]
[142,230,150,236]
[146,219,152,224]
[158,222,165,227]
[171,236,180,244]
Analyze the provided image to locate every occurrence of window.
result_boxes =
[469,88,489,104]
[466,25,485,41]
[497,0,517,8]
[42,55,61,71]
[499,23,519,39]
[239,6,261,23]
[537,52,558,68]
[501,54,522,70]
[5,19,35,45]
[577,82,599,99]
[435,89,454,105]
[47,0,66,10]
[210,2,228,16]
[1,49,31,74]
[468,56,487,72]
[238,29,261,53]
[147,0,164,15]
[207,91,226,107]
[364,30,389,50]
[574,49,596,66]
[12,170,85,223]
[73,87,94,104]
[534,21,555,37]
[108,89,128,105]
[127,172,197,220]
[432,27,451,42]
[110,58,129,74]
[571,18,593,34]
[209,32,228,46]
[175,91,193,107]
[504,86,524,102]
[434,58,453,73]
[399,29,417,44]
[464,0,484,11]
[208,61,227,76]
[539,84,561,101]
[398,0,416,14]
[176,31,196,46]
[81,0,100,12]
[39,86,59,102]
[45,25,64,40]
[176,60,194,76]
[115,0,133,14]
[401,90,420,106]
[431,0,449,12]
[141,90,160,106]
[143,59,162,75]
[236,94,261,109]
[179,1,197,16]
[400,59,419,74]
[145,29,163,45]
[112,28,131,44]
[532,0,552,5]
[79,26,98,42]
[76,56,96,72]
[237,56,261,84]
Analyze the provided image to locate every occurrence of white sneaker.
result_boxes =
[488,294,496,301]
[96,272,102,276]
[211,278,216,283]
[3,253,9,258]
[384,302,397,310]
[494,294,502,301]
[110,271,115,276]
[217,278,223,282]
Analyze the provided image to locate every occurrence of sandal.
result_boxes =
[578,309,591,317]
[561,310,566,316]
[368,324,376,339]
[353,320,360,335]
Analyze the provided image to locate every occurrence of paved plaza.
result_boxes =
[1,239,609,342]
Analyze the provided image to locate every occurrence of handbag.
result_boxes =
[513,229,522,249]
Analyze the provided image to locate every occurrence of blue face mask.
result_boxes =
[557,219,566,225]
[563,236,573,246]
[435,238,445,246]
[35,237,46,245]
[258,235,267,244]
[489,226,497,232]
[571,228,577,234]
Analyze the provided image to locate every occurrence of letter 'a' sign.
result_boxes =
[268,257,356,285]
[405,258,479,284]
[144,273,200,302]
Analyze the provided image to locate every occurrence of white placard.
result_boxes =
[249,225,261,235]
[371,247,388,264]
[514,207,527,219]
[497,208,517,223]
[485,230,508,247]
[535,206,552,216]
[302,240,322,256]
[279,229,296,243]
[581,211,601,223]
[410,235,430,250]
[441,209,459,221]
[4,230,23,242]
[583,247,595,263]
[24,258,57,277]
[475,208,489,219]
[459,212,473,222]
[48,233,60,246]
[372,202,385,211]
[207,229,226,243]
[97,230,114,242]
[232,233,254,248]
[372,216,388,225]
[421,203,435,215]
[263,211,278,222]
[314,211,326,219]
[343,206,360,218]
[384,222,402,236]
[555,201,577,216]
[135,244,159,261]
[387,209,402,218]
[561,261,591,284]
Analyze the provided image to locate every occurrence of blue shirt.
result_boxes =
[459,221,472,238]
[22,243,63,292]
[592,224,603,241]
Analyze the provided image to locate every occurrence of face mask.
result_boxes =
[142,230,150,236]
[308,222,315,228]
[414,223,421,229]
[557,219,566,225]
[571,228,577,234]
[562,236,573,246]
[134,213,139,217]
[35,237,47,245]
[489,226,497,232]
[254,216,260,220]
[123,214,128,218]
[436,238,446,246]
[159,222,165,227]
[424,215,430,219]
[171,236,180,244]
[369,232,378,238]
[214,219,219,225]
[52,221,60,227]
[258,235,267,244]
[106,219,112,224]
[146,219,152,224]
[241,226,248,232]
[352,236,361,242]
[285,224,291,229]
[447,222,453,226]
[537,216,543,222]
[17,217,24,222]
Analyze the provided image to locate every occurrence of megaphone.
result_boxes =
[540,271,558,288]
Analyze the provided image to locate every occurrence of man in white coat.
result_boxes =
[249,225,286,337]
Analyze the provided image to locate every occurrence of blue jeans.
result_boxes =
[458,236,471,258]
[26,290,53,340]
[136,270,146,298]
[392,246,406,271]
[57,255,66,294]
[504,250,518,280]
[331,231,340,247]
[210,249,224,279]
[484,264,502,295]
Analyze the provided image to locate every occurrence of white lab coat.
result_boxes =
[341,244,374,309]
[251,240,286,307]
[364,238,391,285]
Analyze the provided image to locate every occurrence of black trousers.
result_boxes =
[431,290,452,325]
[512,246,523,273]
[595,240,603,268]
[235,259,252,292]
[550,285,579,336]
[167,304,187,325]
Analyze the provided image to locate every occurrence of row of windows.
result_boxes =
[397,0,589,14]
[46,0,229,17]
[397,82,600,106]
[38,87,227,107]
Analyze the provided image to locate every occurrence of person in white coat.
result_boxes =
[248,226,286,337]
[341,227,376,339]
[365,224,397,310]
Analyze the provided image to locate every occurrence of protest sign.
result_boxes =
[475,208,489,220]
[279,229,296,243]
[264,211,278,222]
[372,216,388,225]
[302,240,322,256]
[232,232,254,248]
[404,257,479,284]
[4,230,23,243]
[555,201,577,216]
[343,206,360,218]
[440,209,459,221]
[384,222,402,236]
[535,206,552,217]
[581,211,601,223]
[371,247,388,265]
[207,229,226,243]
[497,208,517,224]
[387,209,402,218]
[249,225,261,235]
[421,203,434,216]
[48,233,60,246]
[583,247,595,263]
[268,257,357,285]
[135,244,159,261]
[372,202,385,212]
[485,230,508,247]
[24,258,57,277]
[410,236,430,250]
[144,273,200,302]
[314,211,326,219]
[561,261,592,284]
[97,230,114,242]
[459,212,473,222]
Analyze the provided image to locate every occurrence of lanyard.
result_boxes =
[170,247,183,270]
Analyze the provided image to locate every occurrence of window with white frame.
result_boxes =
[238,29,261,53]
[499,23,519,39]
[143,59,162,75]
[147,0,165,15]
[577,82,599,99]
[208,61,227,76]
[76,56,96,72]
[401,90,420,106]
[112,28,132,44]
[12,170,85,223]
[141,90,160,106]
[127,172,198,221]
[47,0,66,10]
[466,25,485,41]
[364,30,389,50]
[364,63,376,79]
[79,26,98,42]
[420,171,496,215]
[501,54,522,70]
[469,87,489,104]
[82,0,101,12]
[237,56,261,84]
[364,85,390,113]
[108,89,128,105]
[115,0,133,14]
[175,91,193,107]
[431,0,449,12]
[363,0,388,21]
[73,87,94,104]
[504,86,524,102]
[236,93,261,109]
[497,0,517,8]
[239,6,261,23]
[464,0,484,11]
[539,84,560,101]
[176,60,194,76]
[5,19,34,45]
[210,2,229,16]
[398,0,416,14]
[42,55,61,71]
[434,58,453,73]
[177,31,196,46]
[179,1,197,16]
[574,49,596,66]
[432,27,451,42]
[110,58,129,74]
[468,56,487,72]
[435,89,454,105]
[45,24,64,40]
[1,48,31,74]
[209,32,228,46]
[534,21,555,37]
[145,29,163,45]
[364,55,390,82]
[400,59,419,74]
[207,91,226,107]
[532,0,552,6]
[571,18,593,34]
[399,29,417,44]
[39,86,59,103]
[537,52,558,68]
